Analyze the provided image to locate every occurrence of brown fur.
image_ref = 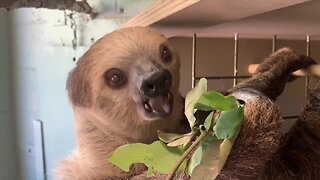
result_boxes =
[217,96,282,180]
[259,77,320,180]
[54,27,187,179]
[219,48,318,179]
[229,47,316,100]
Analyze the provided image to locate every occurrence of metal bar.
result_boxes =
[305,35,310,99]
[306,35,310,56]
[195,75,251,80]
[233,33,239,87]
[191,33,197,88]
[33,120,47,180]
[272,34,277,52]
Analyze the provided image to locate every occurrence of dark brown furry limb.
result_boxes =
[229,47,316,101]
[216,94,282,180]
[259,78,320,180]
[218,48,318,179]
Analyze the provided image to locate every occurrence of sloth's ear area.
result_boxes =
[66,57,93,107]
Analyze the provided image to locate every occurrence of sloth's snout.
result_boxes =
[139,69,173,119]
[141,69,172,97]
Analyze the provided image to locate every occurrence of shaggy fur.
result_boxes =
[217,48,318,179]
[216,93,282,180]
[54,27,188,179]
[259,78,320,180]
[229,48,316,101]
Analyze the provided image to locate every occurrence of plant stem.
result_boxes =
[165,131,208,180]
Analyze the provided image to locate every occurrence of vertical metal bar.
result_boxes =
[33,120,47,180]
[305,35,310,98]
[306,35,310,56]
[272,34,277,53]
[233,33,238,87]
[192,33,197,88]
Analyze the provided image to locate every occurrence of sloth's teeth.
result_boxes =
[144,101,152,112]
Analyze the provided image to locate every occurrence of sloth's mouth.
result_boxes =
[141,92,173,119]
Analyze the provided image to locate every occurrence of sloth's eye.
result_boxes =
[105,68,127,88]
[160,44,172,63]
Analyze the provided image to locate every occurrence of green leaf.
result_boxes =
[194,91,239,111]
[203,112,214,131]
[188,135,215,176]
[219,135,238,171]
[190,135,239,179]
[185,78,207,128]
[158,131,194,147]
[188,145,203,176]
[214,106,244,140]
[167,134,193,147]
[191,136,221,180]
[108,141,186,176]
[158,131,189,144]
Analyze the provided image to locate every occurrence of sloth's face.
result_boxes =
[129,43,180,121]
[85,27,181,122]
[102,43,180,121]
[66,27,184,140]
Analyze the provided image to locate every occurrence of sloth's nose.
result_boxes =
[141,69,172,97]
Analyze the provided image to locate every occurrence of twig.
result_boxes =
[165,131,208,180]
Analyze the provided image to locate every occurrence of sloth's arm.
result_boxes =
[228,47,316,101]
[217,48,317,179]
[217,91,282,180]
[259,80,320,179]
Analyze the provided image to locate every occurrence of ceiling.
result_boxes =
[2,0,318,39]
[196,0,320,39]
[143,0,319,39]
[156,0,308,27]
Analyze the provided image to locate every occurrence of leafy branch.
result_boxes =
[107,78,244,179]
[165,130,208,180]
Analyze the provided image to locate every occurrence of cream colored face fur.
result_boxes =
[56,27,186,179]
[66,26,184,141]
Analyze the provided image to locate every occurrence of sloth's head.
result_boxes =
[67,27,181,126]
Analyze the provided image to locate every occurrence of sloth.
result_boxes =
[55,25,319,179]
[54,27,189,179]
[217,47,318,179]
